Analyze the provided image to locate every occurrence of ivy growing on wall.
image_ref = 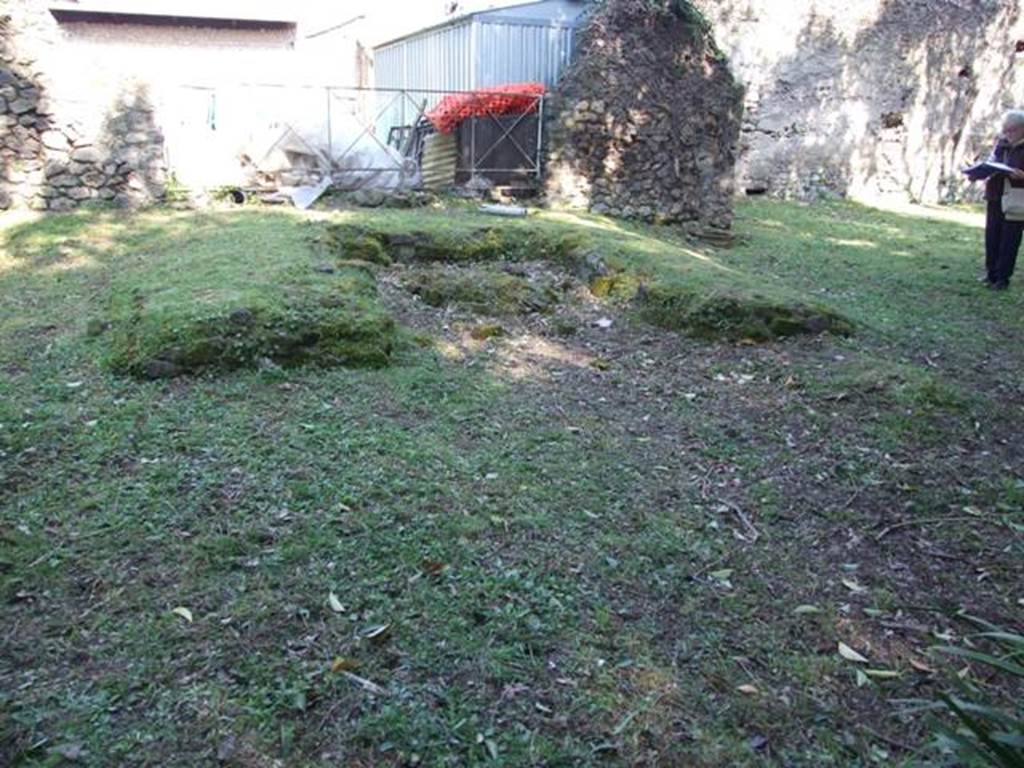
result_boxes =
[668,0,714,31]
[624,0,712,27]
[590,0,728,60]
[598,0,716,40]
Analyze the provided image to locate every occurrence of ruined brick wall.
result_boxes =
[545,0,744,230]
[1,4,167,210]
[0,1,301,211]
[692,0,1024,203]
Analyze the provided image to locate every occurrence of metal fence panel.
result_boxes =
[375,22,476,136]
[163,83,546,191]
[164,83,331,187]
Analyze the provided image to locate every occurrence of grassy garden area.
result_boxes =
[1,198,1022,766]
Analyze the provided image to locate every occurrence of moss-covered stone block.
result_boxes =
[320,224,393,266]
[469,323,506,340]
[319,223,581,266]
[589,272,643,301]
[104,266,397,378]
[404,267,561,316]
[638,282,853,341]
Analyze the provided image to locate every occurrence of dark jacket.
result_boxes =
[985,137,1024,201]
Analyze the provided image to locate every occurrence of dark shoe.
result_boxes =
[989,280,1010,291]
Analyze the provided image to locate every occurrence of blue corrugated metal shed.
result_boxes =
[373,0,592,93]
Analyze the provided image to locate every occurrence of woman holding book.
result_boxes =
[979,110,1024,290]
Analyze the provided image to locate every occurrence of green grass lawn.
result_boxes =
[1,199,1021,767]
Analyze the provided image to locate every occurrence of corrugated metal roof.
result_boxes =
[47,1,297,24]
[374,0,587,51]
[474,21,575,87]
[475,0,589,24]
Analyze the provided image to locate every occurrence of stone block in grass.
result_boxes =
[404,266,561,316]
[103,267,397,379]
[319,222,580,265]
[638,282,853,341]
[319,225,393,266]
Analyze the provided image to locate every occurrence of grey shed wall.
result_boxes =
[373,0,588,94]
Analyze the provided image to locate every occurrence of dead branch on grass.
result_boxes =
[875,515,1006,541]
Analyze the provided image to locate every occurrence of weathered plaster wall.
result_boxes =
[545,0,743,229]
[0,0,324,209]
[692,0,1024,203]
[58,21,297,95]
[1,8,167,210]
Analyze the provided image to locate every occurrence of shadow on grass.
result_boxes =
[0,199,1012,358]
[0,200,1021,767]
[728,199,1023,335]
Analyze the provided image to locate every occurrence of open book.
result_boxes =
[963,161,1017,181]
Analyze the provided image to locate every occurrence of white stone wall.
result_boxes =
[1,0,364,202]
[693,0,1024,203]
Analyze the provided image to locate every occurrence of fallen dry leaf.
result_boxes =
[864,669,900,680]
[910,658,935,674]
[794,604,820,615]
[171,607,193,623]
[838,641,869,664]
[340,670,386,695]
[328,592,345,613]
[422,560,447,577]
[330,657,360,673]
[842,578,868,594]
[363,624,391,645]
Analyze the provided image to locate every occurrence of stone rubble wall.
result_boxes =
[1,7,166,211]
[545,0,744,230]
[692,0,1024,203]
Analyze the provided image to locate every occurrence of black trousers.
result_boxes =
[985,199,1024,283]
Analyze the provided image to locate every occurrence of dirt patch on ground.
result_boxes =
[371,253,1022,762]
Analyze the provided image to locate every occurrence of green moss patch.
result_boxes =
[318,222,579,266]
[469,323,506,341]
[589,272,644,301]
[638,282,853,341]
[104,266,396,379]
[820,358,968,411]
[404,267,562,316]
[318,224,393,266]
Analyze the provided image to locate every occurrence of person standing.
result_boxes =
[982,110,1024,290]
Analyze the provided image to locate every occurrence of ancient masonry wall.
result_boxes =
[692,0,1024,203]
[544,0,744,230]
[1,8,166,211]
